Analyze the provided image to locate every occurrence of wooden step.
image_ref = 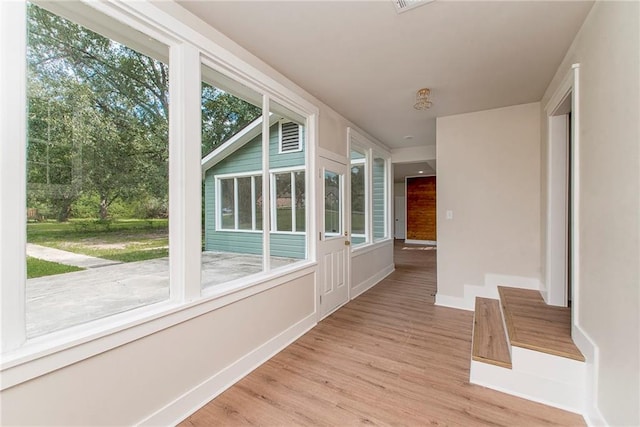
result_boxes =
[472,297,512,369]
[498,286,585,361]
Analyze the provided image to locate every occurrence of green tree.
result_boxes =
[201,83,261,156]
[27,3,169,220]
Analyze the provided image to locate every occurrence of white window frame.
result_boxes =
[270,165,306,235]
[0,0,319,390]
[347,128,392,253]
[349,150,368,246]
[372,151,390,242]
[278,120,303,154]
[215,171,262,233]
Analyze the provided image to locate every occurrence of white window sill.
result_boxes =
[351,238,393,256]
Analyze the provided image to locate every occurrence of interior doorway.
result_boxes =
[546,93,572,307]
[394,196,406,239]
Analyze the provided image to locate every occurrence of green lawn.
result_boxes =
[28,218,169,263]
[27,257,84,279]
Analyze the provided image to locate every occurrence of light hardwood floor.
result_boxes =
[180,241,584,426]
[498,286,585,361]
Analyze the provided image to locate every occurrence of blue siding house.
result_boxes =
[201,115,306,259]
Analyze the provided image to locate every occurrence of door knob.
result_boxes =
[344,240,351,246]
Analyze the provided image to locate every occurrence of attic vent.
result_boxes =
[393,0,434,14]
[280,121,301,153]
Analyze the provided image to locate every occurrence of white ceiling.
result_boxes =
[177,0,592,154]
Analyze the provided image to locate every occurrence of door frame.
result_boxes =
[544,64,581,324]
[394,196,406,239]
[404,174,437,245]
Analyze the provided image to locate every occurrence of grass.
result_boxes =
[27,257,84,279]
[28,218,169,263]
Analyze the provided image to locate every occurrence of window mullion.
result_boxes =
[251,176,256,231]
[169,43,201,302]
[291,172,297,232]
[233,177,239,229]
[262,95,271,271]
[366,149,373,244]
[0,0,27,352]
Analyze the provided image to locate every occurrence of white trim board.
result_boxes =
[435,274,540,311]
[137,312,317,426]
[351,264,394,300]
[405,239,436,245]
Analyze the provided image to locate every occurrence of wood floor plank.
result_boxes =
[498,286,585,361]
[180,241,584,426]
[473,297,512,368]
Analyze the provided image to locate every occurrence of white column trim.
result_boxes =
[0,0,27,352]
[169,43,202,302]
[262,95,271,271]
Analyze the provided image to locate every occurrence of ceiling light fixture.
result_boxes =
[413,88,433,110]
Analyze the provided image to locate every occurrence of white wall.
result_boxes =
[393,182,405,197]
[351,241,394,299]
[540,2,639,424]
[436,103,541,306]
[0,1,395,425]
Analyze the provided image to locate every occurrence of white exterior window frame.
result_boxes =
[270,165,307,235]
[0,0,318,391]
[215,171,262,233]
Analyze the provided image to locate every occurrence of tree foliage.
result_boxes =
[26,4,259,221]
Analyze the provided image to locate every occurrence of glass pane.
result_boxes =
[351,150,367,244]
[294,171,306,232]
[201,63,264,290]
[25,3,170,337]
[237,177,252,230]
[220,179,235,229]
[255,175,263,231]
[275,173,292,232]
[269,100,307,267]
[373,156,387,241]
[324,170,342,236]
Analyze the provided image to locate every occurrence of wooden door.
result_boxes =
[318,156,350,318]
[406,176,436,243]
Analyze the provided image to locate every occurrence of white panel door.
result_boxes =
[394,196,406,239]
[318,156,349,319]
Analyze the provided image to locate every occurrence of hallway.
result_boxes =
[180,242,583,426]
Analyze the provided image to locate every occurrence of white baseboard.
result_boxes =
[572,324,606,426]
[436,274,541,312]
[434,293,473,311]
[404,239,436,245]
[351,264,394,299]
[137,312,317,426]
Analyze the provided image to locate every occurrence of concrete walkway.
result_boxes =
[26,243,121,268]
[26,251,296,338]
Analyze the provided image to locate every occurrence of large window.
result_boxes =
[349,135,390,247]
[200,68,309,290]
[24,2,170,338]
[1,0,315,384]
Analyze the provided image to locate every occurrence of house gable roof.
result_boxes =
[201,113,280,174]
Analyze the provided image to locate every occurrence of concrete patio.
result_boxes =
[26,252,297,338]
